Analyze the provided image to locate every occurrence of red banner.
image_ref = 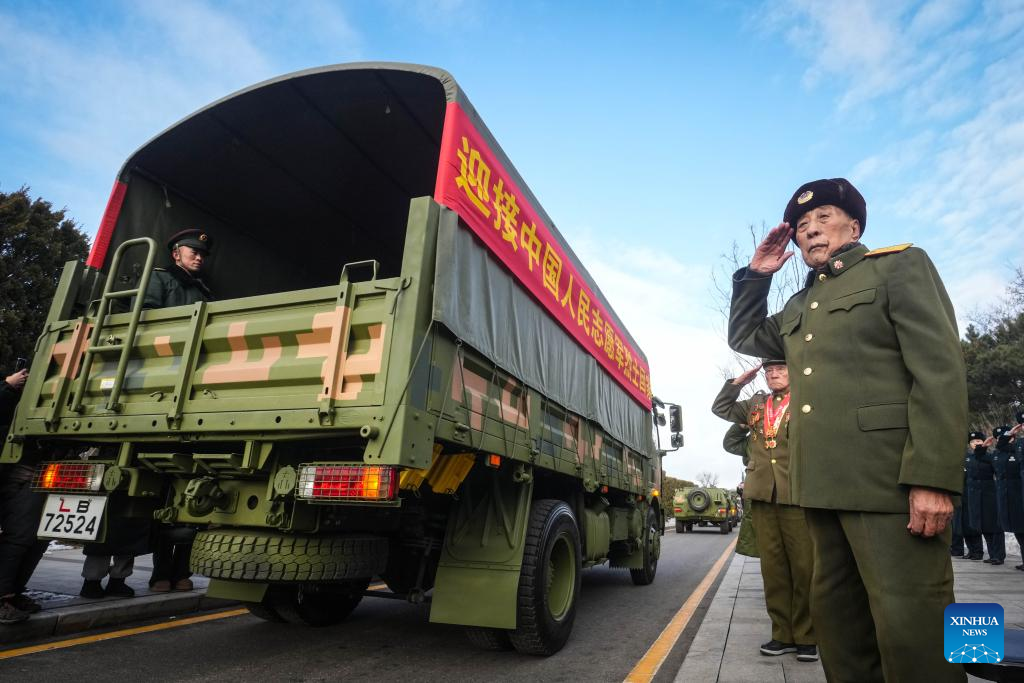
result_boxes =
[434,102,651,407]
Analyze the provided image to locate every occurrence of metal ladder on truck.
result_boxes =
[67,237,158,414]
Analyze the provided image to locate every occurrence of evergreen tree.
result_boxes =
[0,187,90,372]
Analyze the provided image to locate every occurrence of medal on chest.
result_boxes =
[763,394,790,449]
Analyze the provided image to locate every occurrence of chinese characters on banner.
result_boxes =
[434,102,652,407]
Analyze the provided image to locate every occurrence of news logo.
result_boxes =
[944,603,1003,664]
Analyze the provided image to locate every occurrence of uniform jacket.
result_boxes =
[729,243,967,512]
[142,266,213,309]
[959,451,978,536]
[722,422,749,462]
[991,440,1024,532]
[968,447,1000,533]
[712,381,793,504]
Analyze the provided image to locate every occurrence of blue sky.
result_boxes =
[1,0,1022,483]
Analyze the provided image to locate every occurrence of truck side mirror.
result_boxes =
[669,405,682,433]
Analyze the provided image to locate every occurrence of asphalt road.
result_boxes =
[0,526,735,683]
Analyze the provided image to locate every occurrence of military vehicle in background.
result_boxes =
[672,486,734,534]
[1,64,683,656]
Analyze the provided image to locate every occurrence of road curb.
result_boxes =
[0,593,238,646]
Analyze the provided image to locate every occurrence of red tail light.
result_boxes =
[717,508,726,515]
[297,465,397,501]
[34,463,105,492]
[673,507,682,513]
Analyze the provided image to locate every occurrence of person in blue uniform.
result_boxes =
[961,432,987,560]
[990,425,1024,567]
[970,435,1005,564]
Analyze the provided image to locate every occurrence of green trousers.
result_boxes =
[750,500,814,645]
[804,508,965,683]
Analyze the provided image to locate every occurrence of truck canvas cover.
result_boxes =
[86,62,652,452]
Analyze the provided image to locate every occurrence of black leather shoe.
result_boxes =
[1014,564,1024,571]
[991,559,1004,566]
[967,553,984,560]
[984,558,995,563]
[104,578,135,597]
[760,640,797,656]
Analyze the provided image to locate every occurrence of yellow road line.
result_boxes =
[624,538,737,683]
[0,608,249,661]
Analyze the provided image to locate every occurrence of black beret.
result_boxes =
[167,228,212,253]
[994,425,1012,438]
[761,359,786,367]
[969,431,986,441]
[784,178,866,238]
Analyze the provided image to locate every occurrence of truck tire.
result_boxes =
[630,507,660,586]
[266,580,369,627]
[719,521,730,535]
[191,530,388,582]
[508,499,582,656]
[465,626,514,650]
[675,519,684,534]
[687,489,711,513]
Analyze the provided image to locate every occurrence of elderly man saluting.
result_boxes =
[728,178,967,682]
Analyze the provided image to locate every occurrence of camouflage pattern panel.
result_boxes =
[15,280,396,437]
[427,330,650,496]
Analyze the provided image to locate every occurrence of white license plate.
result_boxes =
[38,494,107,541]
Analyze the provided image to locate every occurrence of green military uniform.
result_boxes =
[142,267,213,309]
[729,237,967,681]
[724,423,758,558]
[713,380,814,648]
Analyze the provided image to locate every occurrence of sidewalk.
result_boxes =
[0,548,234,646]
[676,547,1024,682]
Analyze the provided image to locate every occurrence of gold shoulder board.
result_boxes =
[865,243,912,257]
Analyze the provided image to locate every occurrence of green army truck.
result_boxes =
[1,63,683,656]
[672,487,734,534]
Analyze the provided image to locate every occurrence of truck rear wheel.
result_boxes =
[508,499,581,656]
[630,507,660,586]
[465,626,514,651]
[675,519,684,534]
[719,521,730,535]
[266,580,369,627]
[191,530,387,582]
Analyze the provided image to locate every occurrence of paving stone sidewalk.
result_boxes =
[675,546,1024,682]
[0,548,232,646]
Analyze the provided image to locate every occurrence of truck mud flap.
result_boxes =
[430,464,533,629]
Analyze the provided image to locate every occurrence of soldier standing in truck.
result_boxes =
[142,229,214,309]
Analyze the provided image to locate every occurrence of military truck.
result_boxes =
[1,63,683,656]
[672,487,733,534]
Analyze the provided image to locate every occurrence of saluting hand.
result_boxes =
[907,486,953,538]
[731,364,763,386]
[749,223,795,274]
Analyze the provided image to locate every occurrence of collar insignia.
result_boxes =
[833,259,844,270]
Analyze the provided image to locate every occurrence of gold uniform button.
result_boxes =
[818,273,827,282]
[771,458,777,464]
[803,367,813,375]
[801,404,812,414]
[810,301,819,310]
[804,333,813,342]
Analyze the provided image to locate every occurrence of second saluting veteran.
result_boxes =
[713,360,816,662]
[728,178,968,682]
